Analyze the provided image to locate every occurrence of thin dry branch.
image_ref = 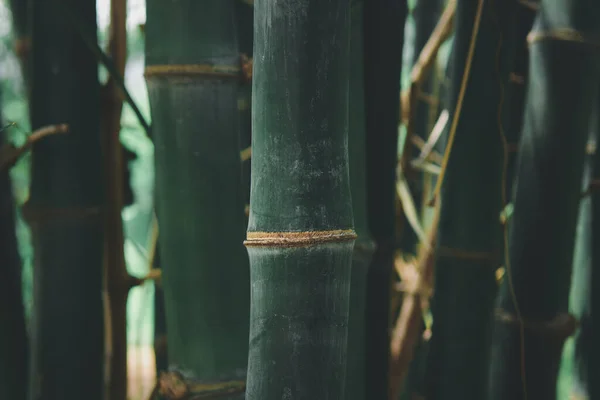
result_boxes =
[0,124,69,171]
[389,199,441,400]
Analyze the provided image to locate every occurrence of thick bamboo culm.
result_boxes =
[26,0,105,398]
[346,2,376,399]
[424,0,513,399]
[487,0,600,398]
[145,0,250,397]
[0,113,27,400]
[245,0,355,398]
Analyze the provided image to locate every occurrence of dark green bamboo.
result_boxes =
[153,246,168,374]
[0,112,27,400]
[346,2,375,400]
[234,0,253,207]
[562,127,594,398]
[363,0,407,397]
[245,0,354,398]
[487,1,600,398]
[424,0,514,399]
[504,3,536,199]
[145,0,250,395]
[27,0,104,398]
[589,113,600,400]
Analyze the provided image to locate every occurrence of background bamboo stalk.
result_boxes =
[363,0,407,397]
[0,105,28,400]
[488,0,600,398]
[245,0,355,398]
[424,0,513,398]
[27,0,105,397]
[101,0,135,398]
[347,2,376,399]
[145,0,250,394]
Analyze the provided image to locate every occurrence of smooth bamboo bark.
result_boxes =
[27,0,104,398]
[363,0,407,397]
[234,0,253,207]
[145,0,250,396]
[153,247,168,374]
[346,2,375,400]
[0,114,27,400]
[589,116,600,400]
[424,0,513,398]
[245,1,354,398]
[488,0,600,398]
[562,127,594,398]
[504,3,536,200]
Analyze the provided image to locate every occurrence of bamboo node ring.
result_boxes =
[144,64,242,80]
[495,308,578,341]
[244,229,357,248]
[527,28,600,48]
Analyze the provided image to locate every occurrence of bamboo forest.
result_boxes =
[0,0,597,399]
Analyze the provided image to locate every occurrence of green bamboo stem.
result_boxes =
[145,0,250,396]
[234,0,253,207]
[26,0,104,398]
[561,127,594,398]
[347,2,376,400]
[504,3,536,200]
[245,0,354,398]
[487,0,600,398]
[363,0,407,397]
[589,117,600,400]
[424,0,513,398]
[0,111,27,400]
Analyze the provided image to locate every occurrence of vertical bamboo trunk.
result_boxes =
[153,246,168,374]
[487,0,600,398]
[26,0,104,398]
[0,115,28,400]
[504,3,536,200]
[363,0,407,397]
[145,0,250,396]
[245,0,354,398]
[424,0,512,398]
[234,0,253,209]
[561,126,595,398]
[589,116,600,400]
[347,2,375,399]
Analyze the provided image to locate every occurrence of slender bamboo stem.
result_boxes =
[245,0,355,398]
[0,110,27,400]
[27,0,105,397]
[488,0,600,398]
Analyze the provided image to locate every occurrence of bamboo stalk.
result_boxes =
[145,0,250,394]
[100,0,133,398]
[245,0,355,398]
[0,108,27,400]
[423,0,514,398]
[0,124,69,171]
[487,0,600,398]
[26,0,105,397]
[363,0,407,397]
[346,2,376,399]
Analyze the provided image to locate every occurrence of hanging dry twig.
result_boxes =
[0,124,69,171]
[389,198,441,400]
